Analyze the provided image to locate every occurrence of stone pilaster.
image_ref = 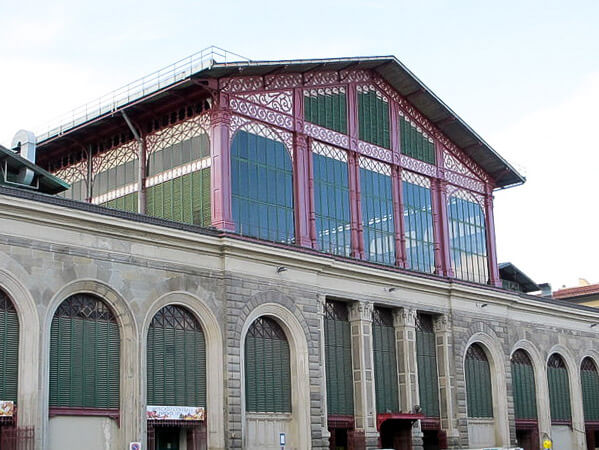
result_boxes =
[394,308,423,449]
[317,294,331,444]
[433,314,460,448]
[348,301,378,448]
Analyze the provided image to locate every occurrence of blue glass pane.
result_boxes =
[448,196,488,283]
[402,181,435,273]
[231,131,295,243]
[313,153,351,256]
[360,166,395,265]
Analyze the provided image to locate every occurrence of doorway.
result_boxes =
[379,419,413,450]
[156,428,180,450]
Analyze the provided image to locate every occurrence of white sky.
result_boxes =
[1,0,597,289]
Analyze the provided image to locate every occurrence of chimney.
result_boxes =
[11,130,36,186]
[539,282,552,298]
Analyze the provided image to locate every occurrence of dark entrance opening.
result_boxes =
[422,430,439,450]
[329,427,348,450]
[585,425,599,450]
[156,428,179,450]
[147,422,206,450]
[379,419,413,450]
[515,420,538,450]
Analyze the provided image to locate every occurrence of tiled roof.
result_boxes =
[553,284,599,299]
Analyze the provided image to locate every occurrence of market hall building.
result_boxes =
[1,47,599,450]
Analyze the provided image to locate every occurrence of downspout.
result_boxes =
[121,111,146,214]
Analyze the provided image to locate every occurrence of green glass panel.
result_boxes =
[582,364,599,421]
[0,309,18,402]
[511,358,538,419]
[231,131,295,244]
[465,347,493,418]
[448,196,488,283]
[360,165,395,265]
[304,90,347,134]
[324,317,354,415]
[399,116,435,164]
[373,324,399,413]
[101,192,139,213]
[548,366,572,422]
[403,180,435,273]
[244,323,291,413]
[146,168,211,227]
[49,315,120,408]
[358,90,390,149]
[416,329,440,417]
[147,317,206,407]
[313,153,351,256]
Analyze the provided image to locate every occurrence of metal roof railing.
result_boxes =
[36,46,250,143]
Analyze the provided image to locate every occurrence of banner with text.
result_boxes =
[146,405,205,421]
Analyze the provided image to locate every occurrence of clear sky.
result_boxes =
[1,0,598,290]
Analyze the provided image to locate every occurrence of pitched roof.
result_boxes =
[0,145,69,194]
[498,262,539,293]
[553,283,599,300]
[35,51,525,188]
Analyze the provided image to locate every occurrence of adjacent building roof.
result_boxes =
[0,145,69,194]
[554,283,599,302]
[498,262,540,293]
[34,48,525,188]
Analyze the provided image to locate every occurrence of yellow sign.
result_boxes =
[543,439,552,449]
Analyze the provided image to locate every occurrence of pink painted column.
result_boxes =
[307,139,318,247]
[434,142,453,278]
[209,94,235,231]
[430,178,444,276]
[437,179,454,278]
[392,166,407,268]
[346,83,364,259]
[348,151,364,259]
[390,104,406,268]
[484,184,502,287]
[293,133,312,247]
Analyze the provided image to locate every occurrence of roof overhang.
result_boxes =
[498,262,540,293]
[36,55,525,188]
[0,145,70,194]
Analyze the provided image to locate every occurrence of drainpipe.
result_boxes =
[121,111,146,214]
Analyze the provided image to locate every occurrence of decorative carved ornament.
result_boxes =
[304,123,349,149]
[357,141,393,163]
[311,140,347,162]
[235,91,293,115]
[359,156,391,176]
[54,159,87,185]
[146,114,210,157]
[349,301,374,322]
[402,170,431,189]
[399,154,437,178]
[393,307,417,328]
[446,186,486,212]
[229,96,294,131]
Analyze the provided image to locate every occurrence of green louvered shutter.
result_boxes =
[101,192,138,213]
[465,344,493,418]
[373,308,399,413]
[358,87,390,149]
[511,350,537,420]
[304,88,348,134]
[399,115,436,164]
[324,301,354,416]
[416,314,440,417]
[245,317,291,413]
[0,291,18,402]
[49,294,120,409]
[147,306,206,407]
[581,358,599,422]
[547,354,572,423]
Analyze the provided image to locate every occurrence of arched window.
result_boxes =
[465,343,493,418]
[49,294,120,409]
[547,354,571,423]
[231,129,295,243]
[245,317,291,413]
[448,192,488,284]
[147,305,206,407]
[581,358,599,422]
[372,307,398,413]
[0,289,18,402]
[403,172,435,273]
[511,350,537,420]
[416,314,440,417]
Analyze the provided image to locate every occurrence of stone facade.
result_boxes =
[1,189,599,449]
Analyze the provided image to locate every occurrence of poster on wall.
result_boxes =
[146,405,205,421]
[0,401,14,417]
